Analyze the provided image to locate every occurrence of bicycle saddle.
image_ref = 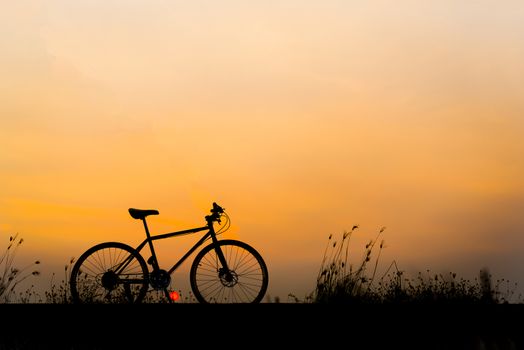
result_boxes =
[128,208,159,220]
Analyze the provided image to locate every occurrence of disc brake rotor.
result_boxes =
[219,268,239,287]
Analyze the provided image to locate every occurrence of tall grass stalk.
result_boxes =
[310,228,521,304]
[0,233,40,303]
[312,226,385,303]
[45,257,76,304]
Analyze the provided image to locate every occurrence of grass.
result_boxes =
[44,257,76,304]
[0,234,40,303]
[1,230,523,305]
[43,256,197,304]
[304,227,523,304]
[0,234,192,304]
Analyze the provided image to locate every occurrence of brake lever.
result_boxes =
[212,202,224,214]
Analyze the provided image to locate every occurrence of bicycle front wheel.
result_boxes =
[190,239,269,303]
[70,242,149,304]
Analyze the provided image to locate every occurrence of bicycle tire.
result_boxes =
[70,242,149,304]
[190,239,269,303]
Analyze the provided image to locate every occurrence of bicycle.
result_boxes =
[69,202,269,304]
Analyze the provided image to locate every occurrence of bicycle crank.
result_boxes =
[149,269,171,290]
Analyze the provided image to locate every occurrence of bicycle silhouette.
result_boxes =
[69,202,269,303]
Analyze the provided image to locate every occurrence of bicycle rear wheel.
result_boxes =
[190,239,269,303]
[70,242,149,304]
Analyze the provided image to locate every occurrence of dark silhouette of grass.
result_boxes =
[2,229,523,306]
[42,256,198,304]
[0,234,40,303]
[55,260,199,303]
[44,257,75,304]
[302,228,523,304]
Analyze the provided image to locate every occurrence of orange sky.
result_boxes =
[2,1,524,301]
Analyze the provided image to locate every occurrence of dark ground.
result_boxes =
[0,303,523,349]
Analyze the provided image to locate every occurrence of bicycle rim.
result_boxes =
[190,240,269,303]
[70,242,149,304]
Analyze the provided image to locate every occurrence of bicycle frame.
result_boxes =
[129,217,229,277]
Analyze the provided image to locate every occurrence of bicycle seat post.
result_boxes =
[142,218,160,271]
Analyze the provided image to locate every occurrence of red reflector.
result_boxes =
[169,291,180,301]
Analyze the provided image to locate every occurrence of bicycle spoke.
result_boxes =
[191,240,268,303]
[70,242,148,304]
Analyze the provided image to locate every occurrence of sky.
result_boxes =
[1,0,524,302]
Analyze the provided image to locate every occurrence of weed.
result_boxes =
[307,229,522,304]
[0,234,40,303]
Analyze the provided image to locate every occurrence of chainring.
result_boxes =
[149,269,171,290]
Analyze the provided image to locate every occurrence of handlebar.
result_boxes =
[211,202,224,215]
[205,202,225,224]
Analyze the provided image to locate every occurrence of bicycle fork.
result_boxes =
[210,234,236,286]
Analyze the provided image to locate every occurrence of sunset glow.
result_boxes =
[2,1,524,301]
